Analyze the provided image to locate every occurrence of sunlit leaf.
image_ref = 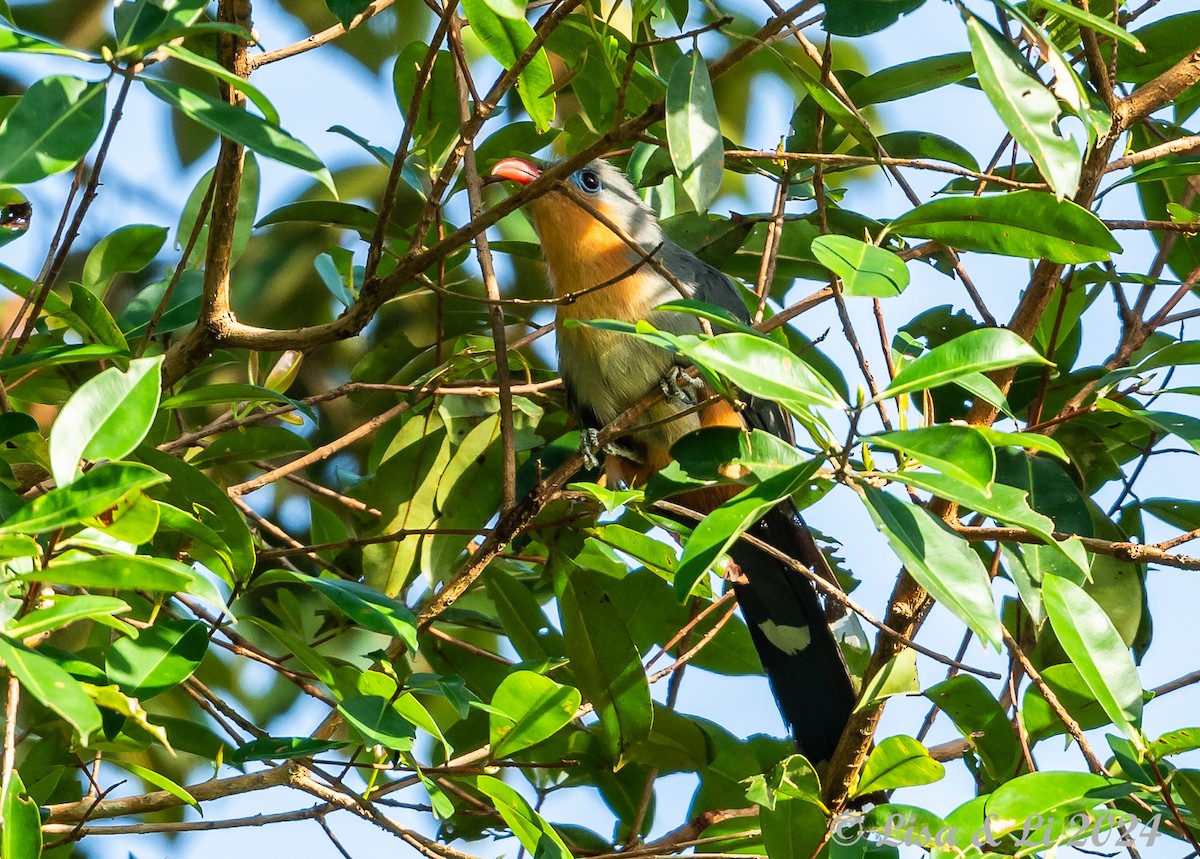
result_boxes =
[666,50,723,210]
[889,191,1120,263]
[48,356,163,487]
[1043,575,1143,741]
[861,486,1001,648]
[490,670,580,759]
[0,75,106,184]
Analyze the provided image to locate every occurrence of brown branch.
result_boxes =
[1002,627,1109,775]
[449,14,516,511]
[44,763,297,823]
[1105,219,1200,233]
[1116,48,1200,129]
[413,384,664,631]
[227,400,410,497]
[1104,134,1200,173]
[2,675,17,800]
[44,803,333,837]
[951,525,1200,571]
[248,0,397,69]
[1073,0,1116,110]
[726,149,1049,190]
[161,0,253,388]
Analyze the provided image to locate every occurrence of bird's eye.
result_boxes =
[577,169,602,193]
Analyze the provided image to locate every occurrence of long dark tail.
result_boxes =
[728,504,856,764]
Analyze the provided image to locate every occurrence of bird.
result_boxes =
[491,155,856,765]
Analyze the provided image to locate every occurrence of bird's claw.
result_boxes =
[580,429,645,469]
[661,366,704,406]
[580,428,602,470]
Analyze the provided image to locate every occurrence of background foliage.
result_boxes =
[0,0,1199,856]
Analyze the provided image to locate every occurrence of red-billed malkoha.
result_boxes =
[492,156,856,764]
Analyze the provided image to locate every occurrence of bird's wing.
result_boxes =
[659,241,795,444]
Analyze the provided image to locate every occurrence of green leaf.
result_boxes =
[0,636,103,742]
[1020,662,1108,742]
[0,28,93,60]
[392,45,460,170]
[254,200,390,236]
[142,78,335,194]
[865,130,980,172]
[48,355,163,487]
[276,572,418,651]
[925,675,1020,785]
[0,411,36,446]
[1153,727,1200,759]
[1023,0,1145,51]
[459,0,555,131]
[861,485,1001,648]
[81,224,168,293]
[982,771,1128,839]
[118,271,202,338]
[674,460,820,599]
[325,0,372,27]
[855,735,945,796]
[484,570,564,662]
[811,234,909,297]
[1097,399,1200,454]
[974,427,1068,462]
[568,482,643,514]
[847,53,974,105]
[0,770,40,859]
[965,11,1081,198]
[786,63,880,157]
[337,695,415,751]
[870,425,995,488]
[3,595,131,640]
[160,382,307,415]
[889,191,1120,263]
[887,470,1084,577]
[69,282,130,351]
[666,50,723,210]
[759,796,829,859]
[106,618,208,699]
[31,555,191,594]
[137,447,256,584]
[684,332,844,409]
[0,462,168,535]
[0,187,24,238]
[1043,574,1143,741]
[823,0,925,36]
[475,775,572,859]
[483,0,526,19]
[882,328,1049,401]
[489,670,581,759]
[225,736,348,764]
[177,153,260,267]
[855,646,919,712]
[115,0,212,50]
[162,44,280,125]
[0,535,39,561]
[109,760,199,810]
[559,567,652,767]
[0,75,106,184]
[0,342,122,376]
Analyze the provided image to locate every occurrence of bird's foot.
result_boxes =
[580,428,603,470]
[661,366,704,406]
[580,429,645,469]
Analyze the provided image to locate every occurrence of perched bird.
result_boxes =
[491,156,856,764]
